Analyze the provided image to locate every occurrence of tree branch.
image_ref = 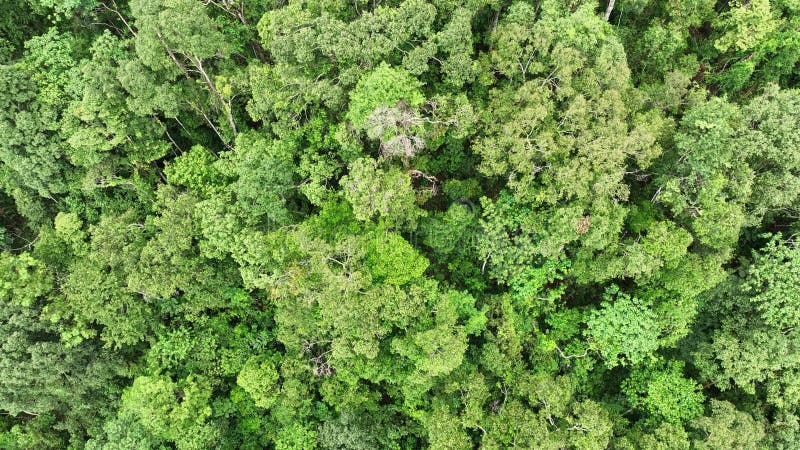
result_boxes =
[604,0,615,21]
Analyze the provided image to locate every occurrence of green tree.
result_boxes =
[690,400,766,450]
[693,235,800,412]
[585,286,661,368]
[623,360,705,424]
[340,158,425,228]
[119,375,220,449]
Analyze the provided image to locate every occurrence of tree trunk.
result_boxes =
[604,0,615,21]
[192,57,238,136]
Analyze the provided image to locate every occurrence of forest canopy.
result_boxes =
[1,0,800,448]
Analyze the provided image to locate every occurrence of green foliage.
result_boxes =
[0,251,122,445]
[166,145,227,196]
[691,400,766,450]
[340,157,425,228]
[364,231,429,285]
[237,355,281,409]
[623,360,705,424]
[586,286,661,368]
[0,29,73,199]
[2,0,800,447]
[693,234,800,411]
[219,131,297,225]
[346,63,425,130]
[119,375,220,449]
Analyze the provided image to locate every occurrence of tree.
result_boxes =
[346,63,425,131]
[0,251,123,444]
[475,2,667,285]
[692,235,800,412]
[340,158,425,229]
[237,355,281,409]
[623,360,705,424]
[690,400,765,450]
[44,211,153,348]
[585,286,661,368]
[0,29,73,200]
[130,0,241,140]
[118,375,220,449]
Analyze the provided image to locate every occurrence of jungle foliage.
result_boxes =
[1,0,800,448]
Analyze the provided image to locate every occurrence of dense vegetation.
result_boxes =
[1,0,800,448]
